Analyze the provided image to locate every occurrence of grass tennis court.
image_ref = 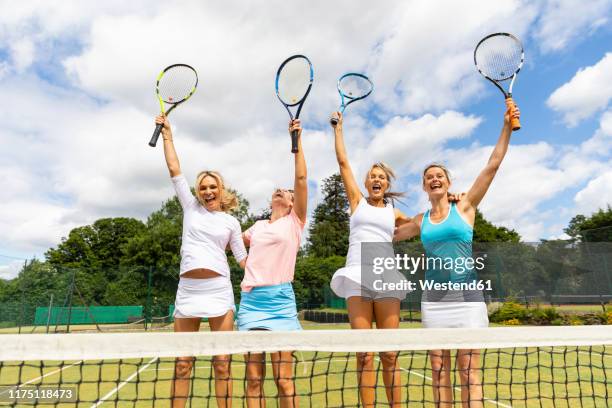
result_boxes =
[0,325,610,407]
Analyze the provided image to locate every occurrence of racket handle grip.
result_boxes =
[506,97,520,132]
[149,123,163,147]
[511,116,521,132]
[330,117,339,126]
[291,129,299,153]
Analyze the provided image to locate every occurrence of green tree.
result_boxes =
[308,174,350,257]
[293,255,346,308]
[44,217,146,305]
[473,210,521,242]
[565,206,612,242]
[46,218,145,272]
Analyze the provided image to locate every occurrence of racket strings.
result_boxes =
[339,75,372,99]
[157,66,197,103]
[277,57,312,105]
[475,36,522,81]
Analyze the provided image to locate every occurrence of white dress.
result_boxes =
[330,197,408,300]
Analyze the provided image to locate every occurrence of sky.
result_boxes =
[1,0,611,279]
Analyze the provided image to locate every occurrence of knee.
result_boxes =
[213,356,231,380]
[379,351,398,368]
[175,358,193,379]
[458,366,480,384]
[357,352,375,368]
[246,378,264,394]
[274,377,295,397]
[429,353,446,374]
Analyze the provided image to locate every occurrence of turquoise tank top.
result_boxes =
[420,203,476,285]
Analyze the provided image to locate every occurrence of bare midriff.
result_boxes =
[182,268,222,279]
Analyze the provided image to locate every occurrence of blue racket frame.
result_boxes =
[275,54,314,153]
[331,72,373,125]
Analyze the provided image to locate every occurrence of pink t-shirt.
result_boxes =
[241,209,305,292]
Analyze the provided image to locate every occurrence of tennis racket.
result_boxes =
[275,55,313,153]
[330,73,373,125]
[149,64,198,147]
[474,32,523,131]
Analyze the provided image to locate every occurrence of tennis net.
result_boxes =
[0,326,610,407]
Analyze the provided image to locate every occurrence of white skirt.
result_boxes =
[330,265,409,300]
[421,301,489,328]
[174,276,235,318]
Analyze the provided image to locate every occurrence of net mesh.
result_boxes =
[475,35,523,81]
[339,75,373,99]
[157,65,197,103]
[0,327,610,407]
[277,57,311,105]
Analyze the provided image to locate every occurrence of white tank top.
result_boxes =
[345,197,395,266]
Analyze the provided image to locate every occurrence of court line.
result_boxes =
[90,357,158,408]
[0,361,83,398]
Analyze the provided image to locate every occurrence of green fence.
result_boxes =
[34,306,143,325]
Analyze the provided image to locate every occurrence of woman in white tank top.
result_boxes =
[155,115,247,408]
[329,111,412,408]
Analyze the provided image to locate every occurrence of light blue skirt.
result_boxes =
[237,283,302,331]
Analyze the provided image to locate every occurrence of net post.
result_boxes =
[18,260,27,334]
[45,294,54,334]
[145,266,153,331]
[65,268,76,333]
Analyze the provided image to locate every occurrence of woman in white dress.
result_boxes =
[328,111,411,408]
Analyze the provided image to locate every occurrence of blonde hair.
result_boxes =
[422,163,452,183]
[194,171,238,212]
[364,162,405,203]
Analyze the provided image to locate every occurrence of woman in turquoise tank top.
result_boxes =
[395,99,520,408]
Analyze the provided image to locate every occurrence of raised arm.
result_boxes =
[463,99,520,210]
[291,120,308,223]
[155,115,181,177]
[330,111,362,213]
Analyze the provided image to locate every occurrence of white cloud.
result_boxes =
[368,111,482,173]
[0,260,25,280]
[534,0,612,53]
[574,170,612,214]
[547,53,612,126]
[368,0,536,115]
[10,38,35,72]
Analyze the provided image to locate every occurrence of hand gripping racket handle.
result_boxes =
[330,117,339,126]
[149,123,164,147]
[291,129,299,153]
[506,97,521,132]
[511,114,521,132]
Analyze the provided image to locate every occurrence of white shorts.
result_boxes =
[174,276,235,319]
[421,301,489,328]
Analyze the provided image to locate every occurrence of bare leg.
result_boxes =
[347,296,375,407]
[373,299,401,407]
[245,352,266,408]
[271,351,298,408]
[171,317,201,408]
[429,349,452,408]
[457,349,483,408]
[208,311,235,408]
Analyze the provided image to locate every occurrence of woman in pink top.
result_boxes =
[237,120,307,408]
[155,115,247,408]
